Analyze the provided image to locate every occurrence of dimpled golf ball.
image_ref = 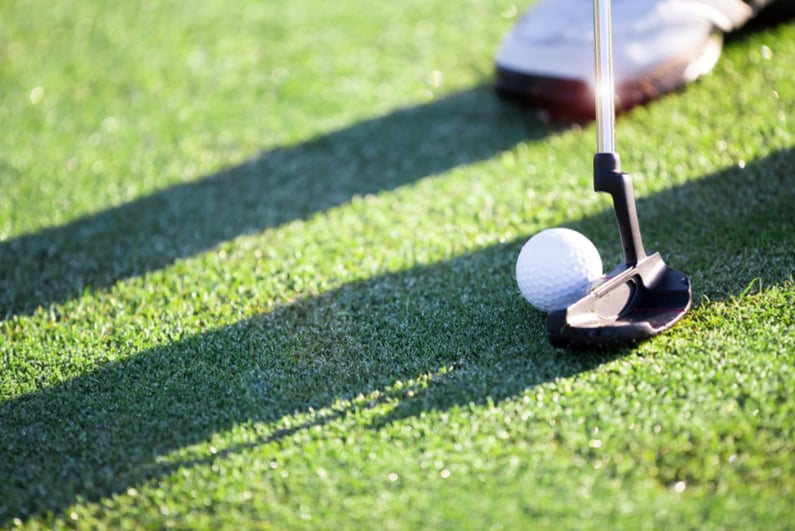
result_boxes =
[515,228,603,312]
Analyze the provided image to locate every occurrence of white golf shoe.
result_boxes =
[495,0,778,119]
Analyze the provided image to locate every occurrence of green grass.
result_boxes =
[1,0,794,528]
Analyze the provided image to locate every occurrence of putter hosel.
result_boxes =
[594,152,646,265]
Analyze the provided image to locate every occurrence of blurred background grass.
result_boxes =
[1,0,794,528]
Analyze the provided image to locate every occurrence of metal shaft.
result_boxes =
[593,0,615,153]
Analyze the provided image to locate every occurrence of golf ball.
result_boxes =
[515,228,603,312]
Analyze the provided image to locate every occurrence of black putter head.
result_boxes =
[547,153,692,348]
[547,253,691,348]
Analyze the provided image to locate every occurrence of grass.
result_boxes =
[1,0,794,528]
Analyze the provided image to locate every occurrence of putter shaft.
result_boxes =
[593,0,616,153]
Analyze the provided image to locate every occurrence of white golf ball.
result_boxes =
[515,228,603,312]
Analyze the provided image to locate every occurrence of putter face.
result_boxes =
[546,253,692,348]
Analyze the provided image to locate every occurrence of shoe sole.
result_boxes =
[495,31,723,121]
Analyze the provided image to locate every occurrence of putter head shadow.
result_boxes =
[547,252,692,348]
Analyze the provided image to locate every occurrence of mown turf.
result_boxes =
[1,0,794,529]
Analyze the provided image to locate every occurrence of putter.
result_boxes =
[546,0,692,348]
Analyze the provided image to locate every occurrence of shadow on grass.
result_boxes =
[1,146,793,523]
[0,85,544,318]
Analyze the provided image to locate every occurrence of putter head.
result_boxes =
[547,252,692,348]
